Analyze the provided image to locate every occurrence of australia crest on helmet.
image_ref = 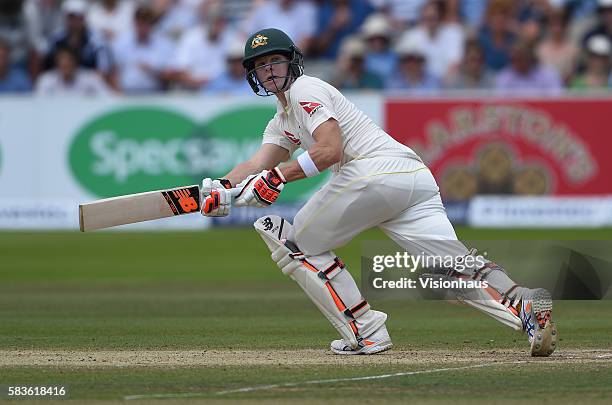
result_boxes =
[251,34,268,49]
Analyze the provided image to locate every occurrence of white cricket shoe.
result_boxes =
[519,288,557,357]
[330,324,393,355]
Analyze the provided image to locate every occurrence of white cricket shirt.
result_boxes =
[262,75,419,172]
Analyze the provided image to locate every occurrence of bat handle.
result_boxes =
[229,187,242,202]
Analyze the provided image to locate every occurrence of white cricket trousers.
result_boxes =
[289,156,470,258]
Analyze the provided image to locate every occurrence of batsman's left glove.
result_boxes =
[233,167,286,208]
[201,178,233,217]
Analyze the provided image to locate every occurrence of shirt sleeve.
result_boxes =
[290,80,338,136]
[261,117,299,156]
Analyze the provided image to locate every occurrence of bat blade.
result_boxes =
[79,185,201,232]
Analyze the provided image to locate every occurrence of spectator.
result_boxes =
[571,34,611,89]
[517,0,552,43]
[446,39,494,90]
[44,0,116,87]
[113,5,174,94]
[87,0,136,44]
[171,0,234,90]
[152,0,199,42]
[0,39,32,92]
[360,13,397,79]
[495,41,563,94]
[478,0,518,71]
[204,40,252,95]
[36,47,111,96]
[332,37,383,90]
[24,0,64,55]
[385,38,440,92]
[312,0,375,60]
[242,0,317,55]
[368,0,427,29]
[582,0,612,45]
[0,0,33,70]
[399,1,465,79]
[537,7,579,84]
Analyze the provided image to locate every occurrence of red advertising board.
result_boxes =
[385,98,611,201]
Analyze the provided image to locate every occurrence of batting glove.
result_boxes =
[201,178,233,217]
[233,168,286,208]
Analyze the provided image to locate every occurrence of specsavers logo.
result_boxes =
[69,106,326,203]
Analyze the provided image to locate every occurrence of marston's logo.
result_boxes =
[299,101,322,116]
[283,130,301,145]
[251,34,268,49]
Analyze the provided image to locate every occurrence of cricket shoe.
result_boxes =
[519,288,557,357]
[330,324,393,355]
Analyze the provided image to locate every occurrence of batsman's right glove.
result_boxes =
[233,168,286,208]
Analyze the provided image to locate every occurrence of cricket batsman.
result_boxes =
[199,28,557,356]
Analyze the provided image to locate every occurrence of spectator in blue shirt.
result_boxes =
[478,0,517,71]
[0,39,32,93]
[361,13,397,79]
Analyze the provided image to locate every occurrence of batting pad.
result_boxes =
[254,215,386,348]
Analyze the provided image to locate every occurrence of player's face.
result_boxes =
[253,53,290,93]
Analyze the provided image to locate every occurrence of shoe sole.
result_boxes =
[331,342,393,355]
[530,321,557,357]
[530,289,557,357]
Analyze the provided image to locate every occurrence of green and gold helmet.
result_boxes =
[242,28,304,96]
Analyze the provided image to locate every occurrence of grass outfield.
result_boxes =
[1,227,612,403]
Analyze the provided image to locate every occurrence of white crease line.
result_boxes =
[124,360,525,400]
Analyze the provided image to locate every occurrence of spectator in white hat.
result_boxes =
[385,37,441,92]
[582,0,612,45]
[360,13,397,79]
[332,37,383,90]
[203,39,252,95]
[571,34,611,89]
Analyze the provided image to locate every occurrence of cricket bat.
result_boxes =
[79,185,202,232]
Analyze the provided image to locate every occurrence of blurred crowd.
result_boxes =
[0,0,610,96]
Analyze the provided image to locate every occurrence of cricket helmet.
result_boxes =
[242,28,304,96]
